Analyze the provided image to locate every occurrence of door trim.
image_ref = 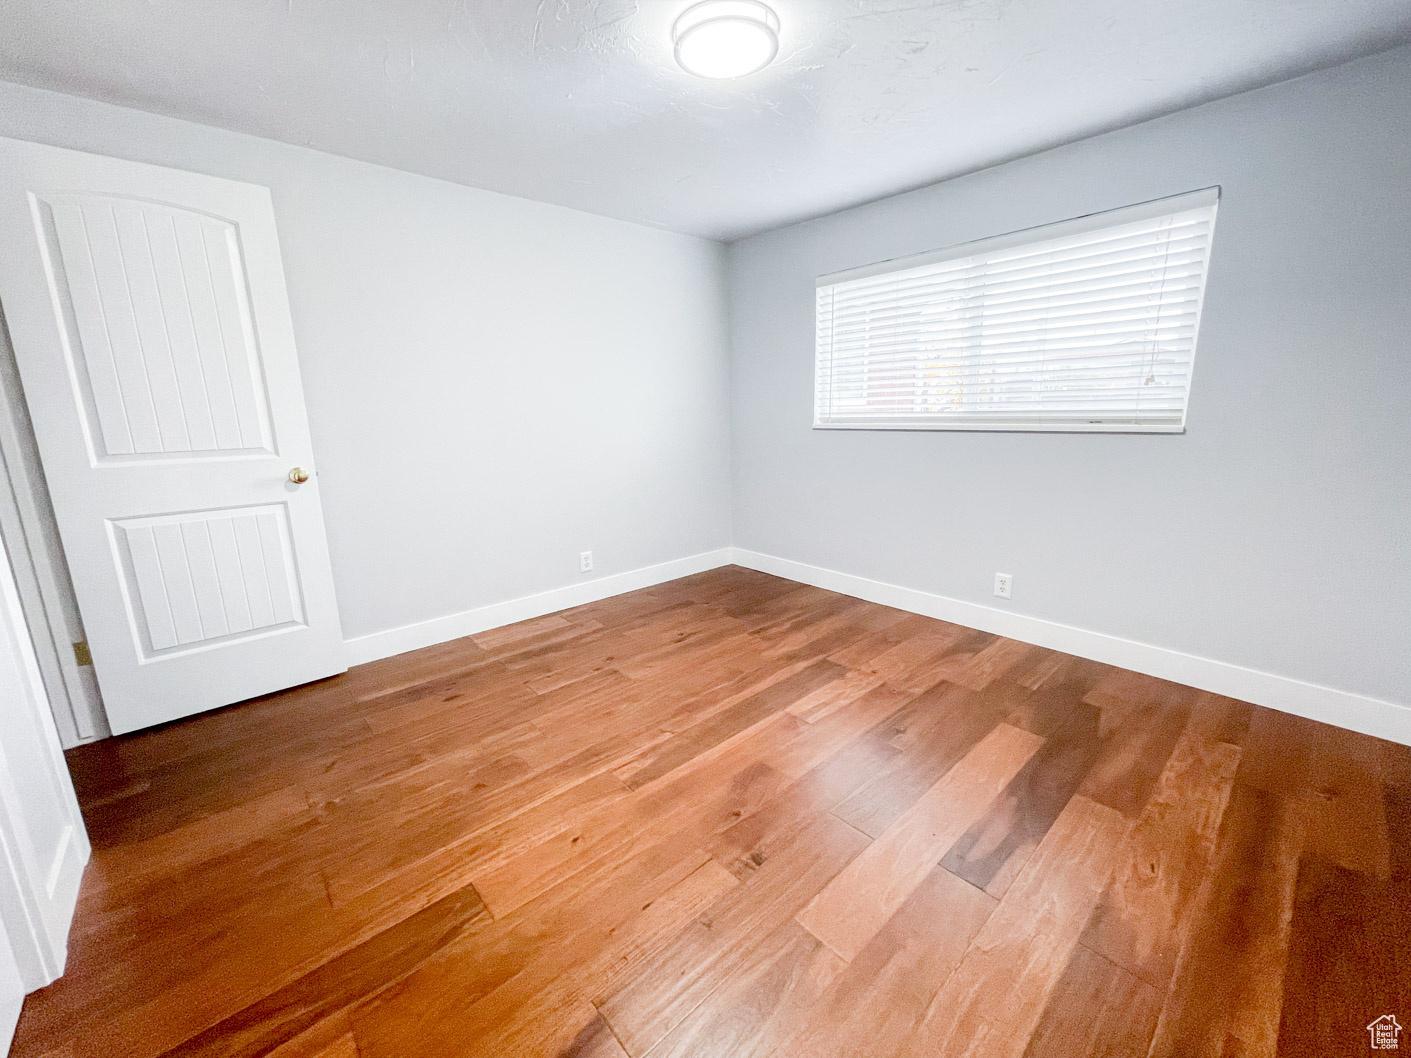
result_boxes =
[0,304,108,746]
[0,530,90,993]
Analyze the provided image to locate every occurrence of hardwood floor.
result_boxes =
[19,566,1410,1058]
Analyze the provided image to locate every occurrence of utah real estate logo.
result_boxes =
[1369,1015,1402,1050]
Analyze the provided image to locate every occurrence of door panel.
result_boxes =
[113,503,305,656]
[34,193,276,460]
[0,137,346,734]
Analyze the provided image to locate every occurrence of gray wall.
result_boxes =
[728,45,1411,707]
[0,82,733,646]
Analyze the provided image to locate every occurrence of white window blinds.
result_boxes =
[814,188,1219,432]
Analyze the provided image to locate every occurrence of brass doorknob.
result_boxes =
[288,467,310,484]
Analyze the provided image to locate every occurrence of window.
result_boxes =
[814,188,1219,432]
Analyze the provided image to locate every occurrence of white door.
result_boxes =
[0,915,26,1054]
[0,530,88,998]
[0,137,345,734]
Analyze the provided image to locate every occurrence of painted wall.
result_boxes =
[728,45,1411,709]
[0,81,733,653]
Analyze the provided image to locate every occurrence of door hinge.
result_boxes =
[72,640,92,666]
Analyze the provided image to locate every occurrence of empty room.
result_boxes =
[0,1,1406,1056]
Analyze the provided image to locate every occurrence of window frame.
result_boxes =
[812,187,1221,435]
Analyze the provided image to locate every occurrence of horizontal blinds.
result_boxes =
[815,190,1218,431]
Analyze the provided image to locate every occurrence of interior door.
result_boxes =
[0,916,25,1054]
[0,136,345,734]
[0,530,88,997]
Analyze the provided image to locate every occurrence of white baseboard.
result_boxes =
[341,543,1410,747]
[343,548,735,667]
[729,547,1411,747]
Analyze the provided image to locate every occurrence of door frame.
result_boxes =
[0,302,108,747]
[0,523,91,997]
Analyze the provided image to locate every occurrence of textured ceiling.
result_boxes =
[2,0,1409,240]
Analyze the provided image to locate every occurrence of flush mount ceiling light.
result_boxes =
[673,0,781,80]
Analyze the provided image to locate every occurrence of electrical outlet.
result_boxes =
[579,551,593,574]
[994,572,1012,599]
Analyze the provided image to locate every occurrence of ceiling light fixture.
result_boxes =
[672,0,780,80]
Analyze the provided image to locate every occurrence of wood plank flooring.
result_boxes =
[19,565,1411,1058]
